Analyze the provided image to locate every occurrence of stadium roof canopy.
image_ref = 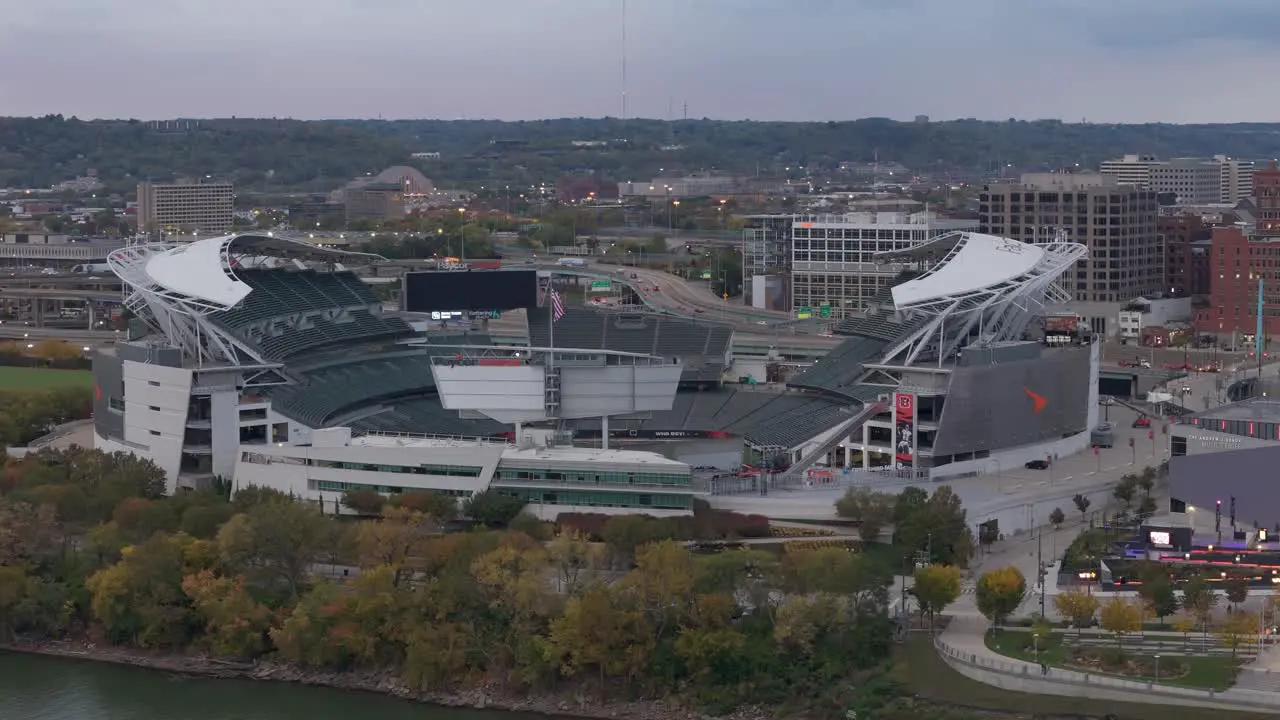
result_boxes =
[116,233,386,312]
[879,231,1078,310]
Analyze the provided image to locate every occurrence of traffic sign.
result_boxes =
[797,306,812,319]
[818,305,831,318]
[588,280,612,292]
[700,270,712,280]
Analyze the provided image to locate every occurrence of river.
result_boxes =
[0,652,554,720]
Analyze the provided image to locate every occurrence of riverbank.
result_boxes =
[0,640,768,720]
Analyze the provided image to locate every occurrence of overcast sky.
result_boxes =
[3,0,1276,123]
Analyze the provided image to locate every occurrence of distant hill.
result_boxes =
[4,115,1280,194]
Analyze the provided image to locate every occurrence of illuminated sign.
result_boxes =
[1149,530,1171,547]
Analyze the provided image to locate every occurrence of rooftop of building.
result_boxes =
[1187,397,1280,423]
[350,433,687,468]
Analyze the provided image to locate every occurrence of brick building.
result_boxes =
[1160,213,1212,297]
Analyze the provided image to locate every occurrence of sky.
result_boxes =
[4,0,1279,123]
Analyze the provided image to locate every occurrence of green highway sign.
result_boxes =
[589,280,612,292]
[700,270,712,280]
[818,305,831,318]
[797,306,812,319]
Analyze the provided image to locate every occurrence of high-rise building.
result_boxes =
[1159,213,1212,297]
[1194,162,1280,344]
[789,212,978,319]
[979,173,1162,303]
[343,183,406,224]
[136,181,234,236]
[1099,154,1255,204]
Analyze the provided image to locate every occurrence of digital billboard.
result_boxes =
[403,270,538,313]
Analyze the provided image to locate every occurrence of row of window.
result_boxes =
[495,487,694,511]
[239,452,483,478]
[495,467,691,487]
[310,479,470,497]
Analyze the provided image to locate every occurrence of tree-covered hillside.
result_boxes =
[5,115,1280,193]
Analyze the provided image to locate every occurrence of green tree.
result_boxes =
[912,564,962,630]
[1072,493,1091,524]
[1181,574,1219,636]
[834,488,894,541]
[892,486,929,526]
[894,486,973,567]
[1113,475,1137,509]
[341,489,386,516]
[1224,576,1249,610]
[85,533,206,647]
[1138,574,1178,627]
[975,566,1026,629]
[544,583,654,686]
[216,500,334,601]
[461,490,525,527]
[1049,507,1065,527]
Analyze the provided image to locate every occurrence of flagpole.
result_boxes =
[548,274,555,370]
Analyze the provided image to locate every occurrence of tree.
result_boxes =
[544,583,654,686]
[181,570,273,657]
[216,500,334,601]
[1072,494,1091,524]
[1217,611,1258,658]
[975,566,1025,629]
[834,488,894,541]
[894,486,973,567]
[1137,466,1156,498]
[389,490,457,519]
[1138,574,1179,627]
[1099,597,1142,648]
[1224,577,1249,610]
[1181,575,1219,636]
[1113,475,1137,510]
[546,531,604,595]
[353,506,438,587]
[85,533,206,648]
[1053,588,1099,636]
[628,540,698,637]
[1171,613,1196,651]
[912,564,962,630]
[341,489,386,516]
[1049,507,1065,528]
[892,486,929,526]
[461,490,525,527]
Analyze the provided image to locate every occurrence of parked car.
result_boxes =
[1025,459,1050,470]
[1133,416,1152,428]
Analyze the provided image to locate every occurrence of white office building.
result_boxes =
[790,212,979,319]
[1100,154,1255,204]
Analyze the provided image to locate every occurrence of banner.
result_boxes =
[573,429,737,441]
[894,392,916,467]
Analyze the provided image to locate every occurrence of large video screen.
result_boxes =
[403,270,538,313]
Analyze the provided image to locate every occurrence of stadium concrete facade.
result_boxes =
[93,231,1098,523]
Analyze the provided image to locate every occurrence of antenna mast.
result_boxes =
[620,0,628,119]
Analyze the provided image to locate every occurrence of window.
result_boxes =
[149,430,161,436]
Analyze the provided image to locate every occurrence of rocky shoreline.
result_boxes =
[0,640,770,720]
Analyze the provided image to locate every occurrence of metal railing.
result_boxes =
[704,467,932,496]
[933,634,1280,709]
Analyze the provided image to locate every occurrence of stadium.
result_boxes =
[92,230,1097,520]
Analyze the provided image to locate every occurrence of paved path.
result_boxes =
[934,519,1278,711]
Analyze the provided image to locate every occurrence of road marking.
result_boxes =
[1062,476,1073,481]
[1087,471,1097,476]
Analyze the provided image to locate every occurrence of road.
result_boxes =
[0,326,118,342]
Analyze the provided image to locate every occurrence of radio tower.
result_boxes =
[620,0,628,119]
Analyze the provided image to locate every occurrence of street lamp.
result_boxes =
[1032,632,1040,665]
[1154,653,1160,682]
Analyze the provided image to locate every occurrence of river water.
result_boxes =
[0,652,553,720]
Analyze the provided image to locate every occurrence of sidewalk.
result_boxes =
[935,616,1276,712]
[934,523,1277,711]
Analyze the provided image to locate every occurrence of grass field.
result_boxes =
[985,629,1242,692]
[0,366,93,390]
[896,634,1260,720]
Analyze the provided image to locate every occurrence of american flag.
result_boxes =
[550,287,565,322]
